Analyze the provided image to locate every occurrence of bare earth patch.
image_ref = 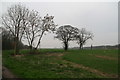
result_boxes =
[14,54,24,57]
[46,53,64,57]
[94,55,117,60]
[88,54,117,60]
[2,66,17,78]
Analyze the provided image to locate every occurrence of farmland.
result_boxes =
[2,49,118,78]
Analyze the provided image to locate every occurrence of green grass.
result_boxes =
[2,49,118,78]
[63,49,118,75]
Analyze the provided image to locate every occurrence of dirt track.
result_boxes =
[2,66,17,78]
[95,55,117,60]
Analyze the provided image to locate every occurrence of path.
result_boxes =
[62,60,118,78]
[2,66,17,78]
[88,54,117,60]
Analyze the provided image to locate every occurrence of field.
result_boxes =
[2,49,118,78]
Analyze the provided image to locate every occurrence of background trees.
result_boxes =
[55,26,93,50]
[75,28,93,49]
[2,28,14,50]
[55,25,78,50]
[1,28,25,50]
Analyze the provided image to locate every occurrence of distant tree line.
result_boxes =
[83,45,118,49]
[1,4,93,55]
[1,28,29,50]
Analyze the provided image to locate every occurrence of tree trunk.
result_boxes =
[79,44,82,50]
[64,42,68,51]
[91,45,92,50]
[14,41,16,55]
[35,31,44,50]
[14,37,19,55]
[29,45,33,54]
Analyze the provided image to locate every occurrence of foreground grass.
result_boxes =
[2,49,118,78]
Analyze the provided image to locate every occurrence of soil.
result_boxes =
[46,53,64,57]
[2,66,17,78]
[14,54,24,57]
[95,55,117,60]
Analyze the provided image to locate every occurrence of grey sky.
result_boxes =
[1,2,118,48]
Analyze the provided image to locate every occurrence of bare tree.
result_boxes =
[24,13,56,52]
[2,4,30,55]
[24,10,42,52]
[35,14,56,50]
[75,28,93,49]
[55,25,78,50]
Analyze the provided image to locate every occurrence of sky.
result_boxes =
[0,1,118,48]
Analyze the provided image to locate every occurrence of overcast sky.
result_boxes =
[0,2,118,48]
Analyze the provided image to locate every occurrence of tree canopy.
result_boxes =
[55,25,78,50]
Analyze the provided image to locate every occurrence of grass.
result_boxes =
[2,49,118,78]
[63,49,118,75]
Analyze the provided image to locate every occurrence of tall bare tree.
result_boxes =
[75,28,93,49]
[2,4,30,55]
[24,10,42,52]
[24,13,56,52]
[35,14,56,50]
[55,25,78,50]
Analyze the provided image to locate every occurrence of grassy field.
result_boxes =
[2,49,118,78]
